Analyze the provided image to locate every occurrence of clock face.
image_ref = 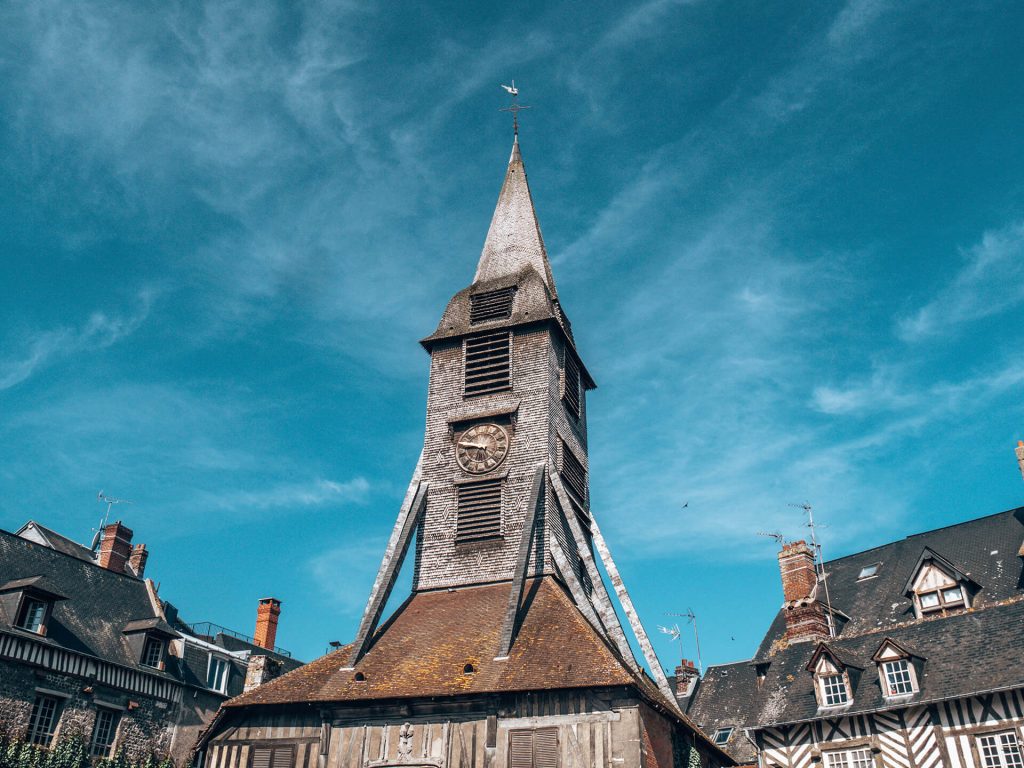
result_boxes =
[455,423,510,474]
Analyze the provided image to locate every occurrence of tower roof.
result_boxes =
[473,139,557,295]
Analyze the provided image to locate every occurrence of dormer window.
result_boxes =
[872,638,921,698]
[808,645,858,709]
[208,655,230,693]
[141,636,165,668]
[16,598,48,633]
[0,577,67,637]
[904,549,976,618]
[819,673,850,706]
[857,563,880,580]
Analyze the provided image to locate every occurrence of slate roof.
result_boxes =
[17,521,97,562]
[688,507,1024,757]
[0,527,174,675]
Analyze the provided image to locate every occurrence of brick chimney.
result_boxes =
[674,659,700,697]
[128,544,148,578]
[254,597,281,650]
[1016,440,1024,480]
[97,522,134,574]
[778,540,830,643]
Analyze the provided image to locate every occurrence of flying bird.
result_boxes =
[681,501,689,509]
[501,82,518,96]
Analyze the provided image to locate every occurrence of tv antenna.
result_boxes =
[666,608,703,674]
[789,502,835,638]
[92,491,134,551]
[758,530,786,545]
[657,623,683,664]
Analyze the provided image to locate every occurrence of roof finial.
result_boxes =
[500,81,530,139]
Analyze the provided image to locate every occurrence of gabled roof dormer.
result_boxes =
[903,547,979,618]
[872,638,924,699]
[807,644,861,710]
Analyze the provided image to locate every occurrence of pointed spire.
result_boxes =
[474,138,558,295]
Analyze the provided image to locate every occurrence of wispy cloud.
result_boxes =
[200,477,370,513]
[898,220,1024,341]
[0,292,153,391]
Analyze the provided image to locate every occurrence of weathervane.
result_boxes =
[500,81,531,137]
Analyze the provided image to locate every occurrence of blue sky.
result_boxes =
[2,0,1023,669]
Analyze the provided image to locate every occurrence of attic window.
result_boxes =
[16,598,48,634]
[463,663,476,675]
[857,563,880,580]
[562,351,582,419]
[712,728,733,746]
[464,333,511,397]
[141,636,165,669]
[819,673,850,707]
[881,659,915,696]
[470,287,516,324]
[559,441,588,507]
[457,479,503,543]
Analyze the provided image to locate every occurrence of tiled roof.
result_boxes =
[17,521,97,562]
[688,507,1024,746]
[226,577,638,706]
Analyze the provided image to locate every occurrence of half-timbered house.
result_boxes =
[686,507,1024,768]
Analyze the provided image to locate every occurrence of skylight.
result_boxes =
[857,563,880,580]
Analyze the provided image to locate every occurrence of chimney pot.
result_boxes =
[128,543,149,578]
[97,522,134,574]
[254,597,281,650]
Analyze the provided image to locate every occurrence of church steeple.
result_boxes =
[473,138,558,295]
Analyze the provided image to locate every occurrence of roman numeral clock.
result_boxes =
[455,423,510,474]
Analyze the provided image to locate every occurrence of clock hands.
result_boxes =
[458,440,491,451]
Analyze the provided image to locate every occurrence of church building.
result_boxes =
[196,134,733,768]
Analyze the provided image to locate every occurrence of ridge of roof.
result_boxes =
[3,525,144,582]
[16,520,98,563]
[473,138,558,296]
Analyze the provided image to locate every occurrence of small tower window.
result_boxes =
[464,333,511,397]
[470,287,516,324]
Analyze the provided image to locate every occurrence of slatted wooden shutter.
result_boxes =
[465,333,512,396]
[470,287,516,324]
[508,728,558,768]
[562,351,581,418]
[271,747,294,768]
[250,746,294,768]
[457,479,503,543]
[559,442,588,507]
[250,748,272,768]
[533,729,558,768]
[509,730,534,768]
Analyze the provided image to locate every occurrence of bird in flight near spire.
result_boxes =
[501,81,518,96]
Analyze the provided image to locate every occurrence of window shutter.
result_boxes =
[465,333,511,396]
[251,749,272,768]
[562,352,581,418]
[559,443,587,507]
[470,287,516,324]
[533,729,558,768]
[509,731,534,768]
[457,480,503,543]
[271,746,294,768]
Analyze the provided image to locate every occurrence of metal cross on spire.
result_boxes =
[500,81,531,137]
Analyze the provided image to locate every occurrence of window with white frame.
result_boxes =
[824,747,873,768]
[881,659,915,696]
[207,655,230,693]
[978,732,1024,768]
[16,598,48,633]
[90,707,119,758]
[819,673,850,706]
[712,728,733,746]
[141,636,164,668]
[26,695,62,746]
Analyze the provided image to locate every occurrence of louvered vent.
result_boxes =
[457,479,502,543]
[560,443,588,506]
[509,729,558,768]
[470,287,516,324]
[562,351,582,418]
[250,747,293,768]
[464,333,511,397]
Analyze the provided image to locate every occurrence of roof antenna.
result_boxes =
[757,530,786,545]
[500,81,531,138]
[92,490,133,551]
[666,608,703,674]
[790,502,835,638]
